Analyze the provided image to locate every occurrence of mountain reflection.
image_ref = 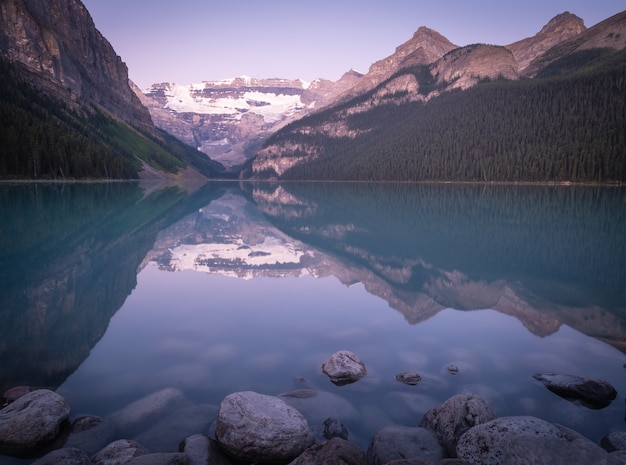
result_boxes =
[0,182,223,393]
[246,183,626,351]
[1,181,625,395]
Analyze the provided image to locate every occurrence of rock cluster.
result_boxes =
[1,355,624,465]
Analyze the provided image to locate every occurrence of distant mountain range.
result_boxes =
[0,1,625,181]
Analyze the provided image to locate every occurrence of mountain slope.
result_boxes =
[0,0,225,180]
[249,11,626,183]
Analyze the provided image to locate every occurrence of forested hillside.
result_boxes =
[0,58,226,180]
[267,47,626,183]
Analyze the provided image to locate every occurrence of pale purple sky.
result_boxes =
[81,0,624,89]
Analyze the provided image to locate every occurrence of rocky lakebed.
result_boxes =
[1,350,624,465]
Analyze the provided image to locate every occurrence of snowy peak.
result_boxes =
[144,78,310,122]
[139,72,364,169]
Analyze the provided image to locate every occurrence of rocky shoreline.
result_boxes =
[0,350,624,465]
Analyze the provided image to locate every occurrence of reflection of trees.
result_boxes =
[250,182,626,350]
[0,182,224,393]
[254,183,626,311]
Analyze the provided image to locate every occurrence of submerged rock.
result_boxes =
[456,415,615,465]
[0,389,70,456]
[321,350,367,386]
[367,425,443,465]
[107,387,192,437]
[293,437,366,465]
[133,404,217,453]
[2,386,35,405]
[215,391,315,463]
[64,415,115,456]
[179,434,234,465]
[420,393,496,457]
[91,439,147,465]
[395,371,422,385]
[31,447,90,465]
[323,417,349,440]
[533,373,617,409]
[279,388,358,442]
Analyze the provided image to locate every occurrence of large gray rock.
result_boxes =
[32,447,90,465]
[91,439,147,465]
[0,389,70,455]
[107,387,192,437]
[420,393,496,457]
[322,350,367,385]
[456,415,616,465]
[63,415,115,456]
[533,373,617,409]
[293,437,366,465]
[133,404,217,453]
[215,391,315,463]
[367,425,443,465]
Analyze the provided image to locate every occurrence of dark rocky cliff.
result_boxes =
[0,0,154,134]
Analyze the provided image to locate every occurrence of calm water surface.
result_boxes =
[1,181,625,459]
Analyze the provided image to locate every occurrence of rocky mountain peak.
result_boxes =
[506,11,586,73]
[521,9,626,77]
[342,25,458,99]
[538,11,585,36]
[0,0,154,134]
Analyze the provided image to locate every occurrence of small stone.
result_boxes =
[321,350,367,386]
[2,386,34,405]
[601,431,626,452]
[323,417,349,440]
[533,373,617,409]
[395,371,422,385]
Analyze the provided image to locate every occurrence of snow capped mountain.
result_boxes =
[148,78,312,123]
[137,71,363,170]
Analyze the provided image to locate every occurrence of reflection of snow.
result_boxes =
[166,237,309,278]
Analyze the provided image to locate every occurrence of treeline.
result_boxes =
[0,57,227,180]
[276,47,626,183]
[261,182,626,309]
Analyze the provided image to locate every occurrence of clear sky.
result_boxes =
[80,1,624,89]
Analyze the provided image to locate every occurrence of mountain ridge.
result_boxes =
[248,9,626,182]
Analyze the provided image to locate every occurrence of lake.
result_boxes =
[1,181,625,460]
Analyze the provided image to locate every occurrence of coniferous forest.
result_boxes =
[274,47,626,183]
[0,58,226,180]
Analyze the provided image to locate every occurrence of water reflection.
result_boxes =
[0,182,223,393]
[1,181,625,451]
[247,183,626,350]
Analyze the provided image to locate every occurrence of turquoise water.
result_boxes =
[1,181,625,459]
